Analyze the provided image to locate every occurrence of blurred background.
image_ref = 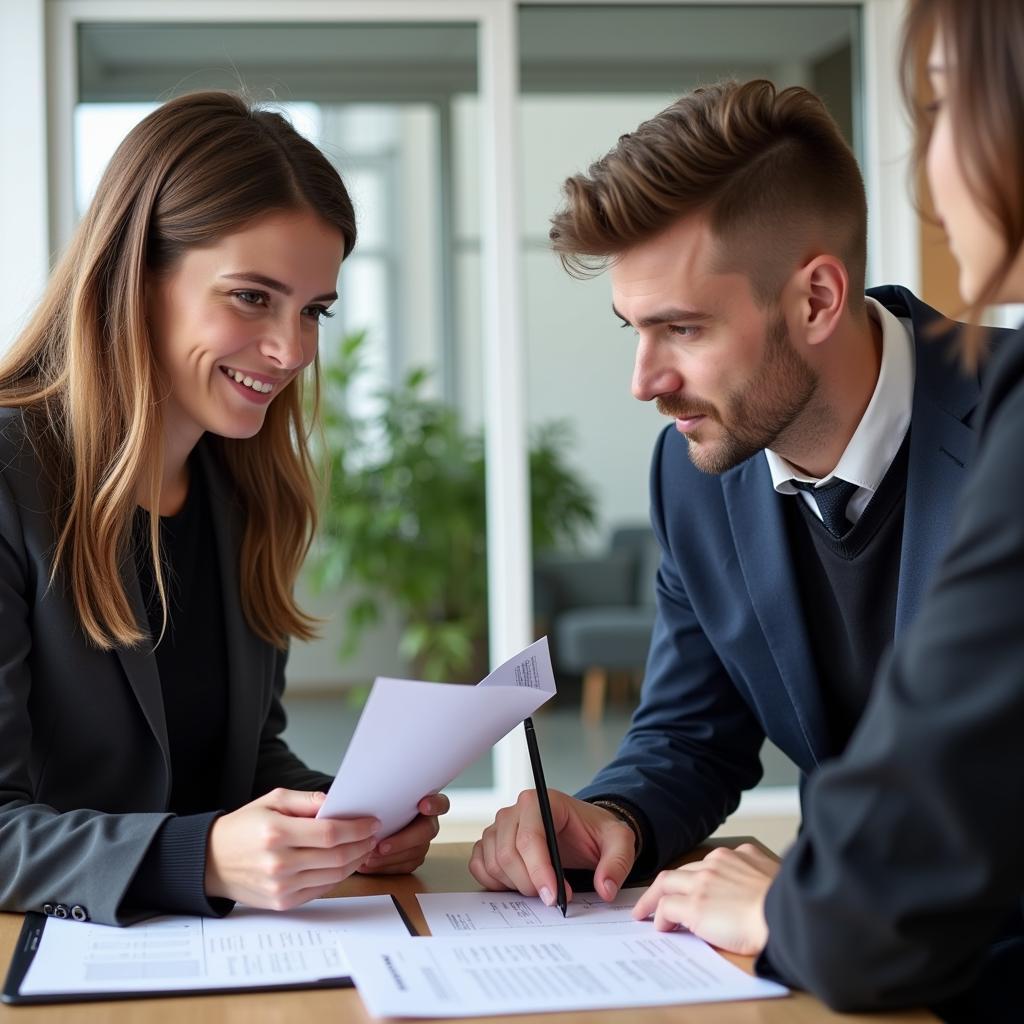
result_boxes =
[2,1,989,852]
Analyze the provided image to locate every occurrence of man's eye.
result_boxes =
[670,325,698,338]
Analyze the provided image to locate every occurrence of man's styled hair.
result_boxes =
[550,79,867,312]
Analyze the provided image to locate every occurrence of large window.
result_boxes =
[3,0,917,825]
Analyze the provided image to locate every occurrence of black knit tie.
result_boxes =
[792,478,858,537]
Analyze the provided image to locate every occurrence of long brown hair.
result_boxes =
[549,79,867,313]
[0,91,356,650]
[901,0,1024,367]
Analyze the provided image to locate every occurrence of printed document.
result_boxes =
[342,928,789,1018]
[418,887,647,933]
[318,637,555,837]
[18,896,409,997]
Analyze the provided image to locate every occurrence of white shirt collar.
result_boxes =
[764,296,915,512]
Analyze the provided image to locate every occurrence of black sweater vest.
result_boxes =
[783,433,911,754]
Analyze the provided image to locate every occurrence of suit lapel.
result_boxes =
[115,558,171,802]
[197,442,267,807]
[896,399,973,632]
[895,308,979,633]
[721,456,830,767]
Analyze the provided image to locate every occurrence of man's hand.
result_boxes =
[631,843,779,955]
[469,790,636,906]
[359,793,450,875]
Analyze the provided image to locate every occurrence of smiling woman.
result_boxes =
[147,209,345,515]
[0,91,449,927]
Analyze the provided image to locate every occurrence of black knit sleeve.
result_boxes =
[121,811,234,918]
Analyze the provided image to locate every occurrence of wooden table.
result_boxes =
[0,841,938,1023]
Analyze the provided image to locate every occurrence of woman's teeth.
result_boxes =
[221,366,274,394]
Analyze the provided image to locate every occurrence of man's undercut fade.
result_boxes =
[549,79,868,312]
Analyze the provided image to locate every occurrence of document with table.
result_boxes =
[2,896,412,1004]
[341,888,788,1018]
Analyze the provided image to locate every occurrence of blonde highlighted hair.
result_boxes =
[0,90,356,650]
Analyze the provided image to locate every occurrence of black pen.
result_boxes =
[523,716,567,916]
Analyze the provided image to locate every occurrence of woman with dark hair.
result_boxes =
[632,1,1024,1018]
[0,91,447,926]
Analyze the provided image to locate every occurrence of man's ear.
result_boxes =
[787,255,849,348]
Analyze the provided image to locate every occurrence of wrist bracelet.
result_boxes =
[590,799,643,858]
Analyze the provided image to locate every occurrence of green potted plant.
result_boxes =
[308,330,596,683]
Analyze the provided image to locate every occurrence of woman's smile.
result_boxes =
[219,364,277,396]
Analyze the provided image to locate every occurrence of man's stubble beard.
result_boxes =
[665,312,828,475]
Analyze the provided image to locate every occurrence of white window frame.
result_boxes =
[2,0,915,824]
[0,0,48,347]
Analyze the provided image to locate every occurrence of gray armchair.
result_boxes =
[533,525,659,723]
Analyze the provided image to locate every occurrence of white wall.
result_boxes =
[454,94,678,551]
[520,95,675,539]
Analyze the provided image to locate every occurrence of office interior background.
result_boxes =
[2,0,1009,851]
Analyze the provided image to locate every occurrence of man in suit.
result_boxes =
[469,79,1009,909]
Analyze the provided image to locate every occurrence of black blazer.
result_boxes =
[576,286,1000,871]
[760,322,1024,1016]
[0,410,330,925]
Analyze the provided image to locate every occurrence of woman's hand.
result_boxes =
[205,788,379,909]
[631,843,780,956]
[359,793,450,875]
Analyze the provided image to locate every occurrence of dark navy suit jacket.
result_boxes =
[576,285,1005,872]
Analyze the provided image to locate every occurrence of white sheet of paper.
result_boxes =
[317,637,556,837]
[19,896,410,997]
[342,928,789,1018]
[418,887,647,933]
